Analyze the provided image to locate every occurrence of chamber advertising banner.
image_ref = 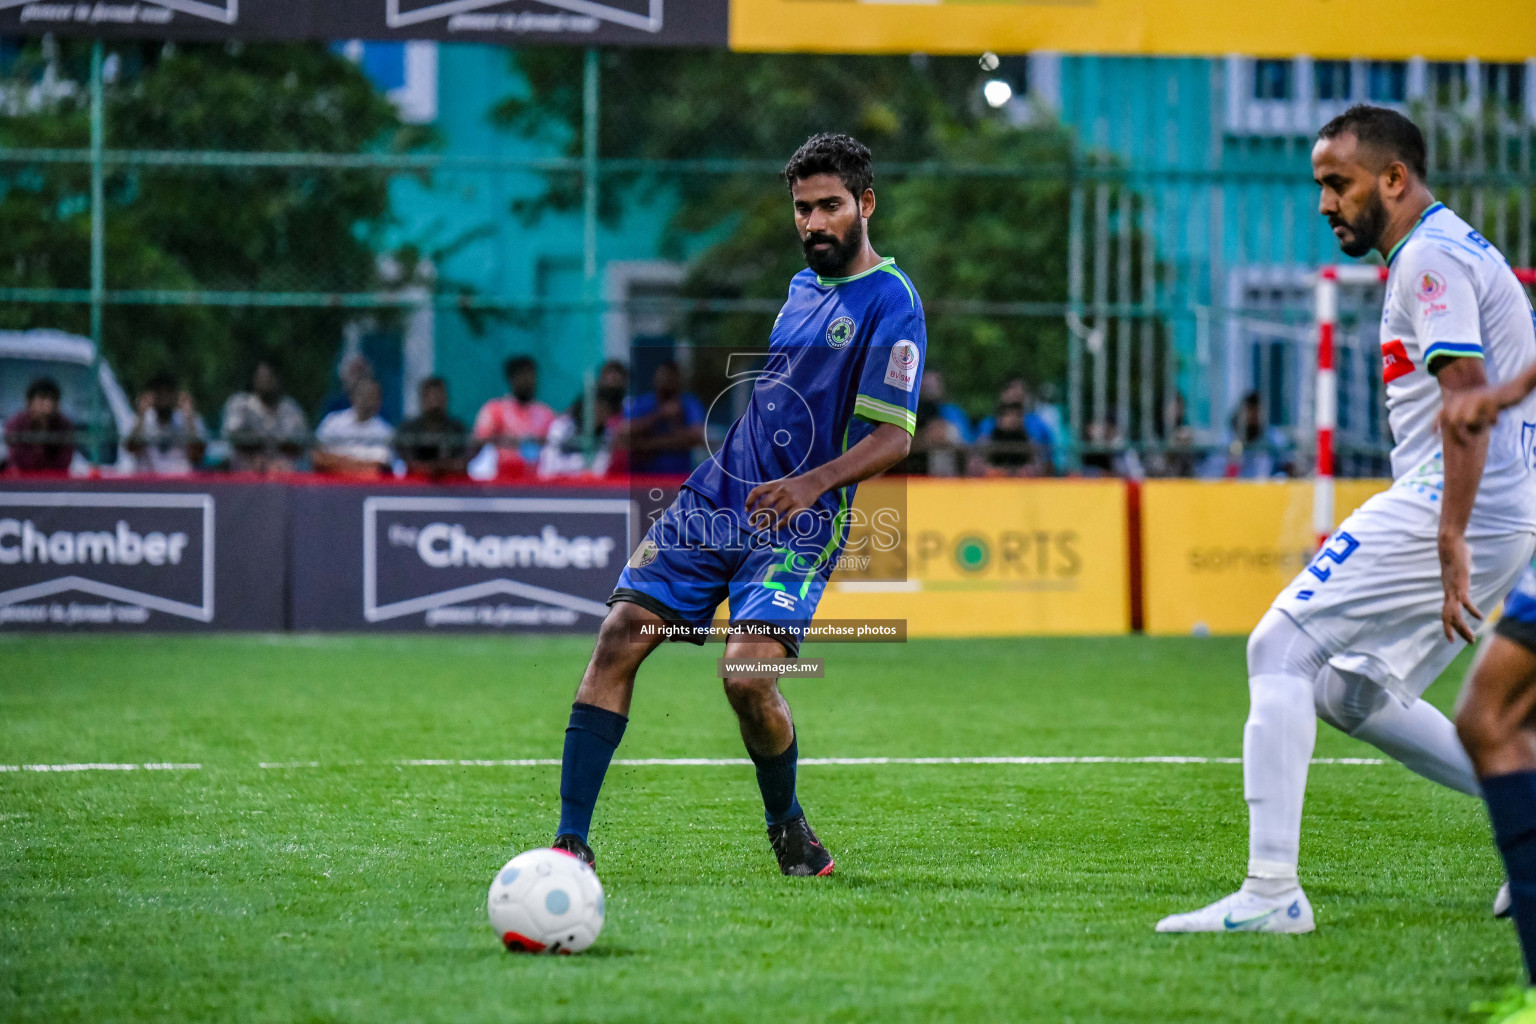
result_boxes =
[0,0,728,45]
[289,484,633,632]
[0,480,288,631]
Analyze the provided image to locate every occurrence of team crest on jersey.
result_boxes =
[1417,270,1447,302]
[627,539,659,569]
[1382,338,1415,383]
[884,340,919,392]
[826,316,855,349]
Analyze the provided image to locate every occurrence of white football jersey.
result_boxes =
[1379,201,1536,532]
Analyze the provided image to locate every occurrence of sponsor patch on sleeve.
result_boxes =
[884,340,919,392]
[1416,269,1450,317]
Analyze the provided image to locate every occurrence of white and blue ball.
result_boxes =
[487,848,604,954]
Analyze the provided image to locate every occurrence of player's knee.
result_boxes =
[721,674,776,709]
[1312,667,1388,734]
[1245,610,1291,675]
[589,606,648,675]
[1455,700,1502,761]
[1246,608,1331,682]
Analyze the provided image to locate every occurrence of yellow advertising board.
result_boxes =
[729,0,1536,60]
[814,478,1129,637]
[1141,479,1390,637]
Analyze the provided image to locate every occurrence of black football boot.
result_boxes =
[767,814,834,876]
[552,833,595,867]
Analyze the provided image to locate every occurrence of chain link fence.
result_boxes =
[1,42,1533,479]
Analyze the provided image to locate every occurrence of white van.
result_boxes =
[0,329,135,473]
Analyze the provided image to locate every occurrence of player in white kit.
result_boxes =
[1158,105,1536,934]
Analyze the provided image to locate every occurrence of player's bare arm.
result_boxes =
[1440,358,1536,441]
[744,422,910,529]
[1436,355,1493,642]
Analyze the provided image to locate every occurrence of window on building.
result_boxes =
[1367,61,1407,102]
[1313,60,1352,101]
[1253,59,1293,100]
[1483,63,1527,108]
[1430,61,1468,102]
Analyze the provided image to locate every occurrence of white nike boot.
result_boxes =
[1496,881,1513,918]
[1155,885,1315,933]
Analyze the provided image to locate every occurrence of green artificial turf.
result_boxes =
[0,633,1520,1022]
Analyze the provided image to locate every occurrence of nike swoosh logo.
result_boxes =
[1223,909,1279,931]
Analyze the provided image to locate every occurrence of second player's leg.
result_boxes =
[721,633,795,759]
[1157,608,1326,933]
[1457,634,1536,995]
[576,601,667,715]
[721,630,832,876]
[1457,636,1536,778]
[553,602,667,862]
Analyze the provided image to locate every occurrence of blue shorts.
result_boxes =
[610,488,829,656]
[1497,565,1536,652]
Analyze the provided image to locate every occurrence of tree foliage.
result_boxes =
[0,40,429,414]
[493,50,1082,416]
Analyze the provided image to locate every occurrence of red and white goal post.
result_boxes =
[1312,263,1536,547]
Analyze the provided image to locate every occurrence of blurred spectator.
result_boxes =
[978,402,1041,476]
[620,360,704,475]
[594,359,630,412]
[396,377,472,480]
[313,378,394,477]
[1080,417,1121,477]
[1145,392,1198,478]
[3,377,74,475]
[222,361,309,474]
[975,379,1057,476]
[1226,390,1292,479]
[320,352,375,418]
[474,355,556,479]
[920,372,973,443]
[541,393,625,478]
[126,372,206,475]
[540,361,628,478]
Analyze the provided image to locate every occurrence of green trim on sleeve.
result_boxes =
[853,393,917,434]
[1425,341,1486,374]
[877,264,917,309]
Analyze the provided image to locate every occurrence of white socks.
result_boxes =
[1244,673,1317,879]
[1350,697,1481,797]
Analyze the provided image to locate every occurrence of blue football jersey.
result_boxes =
[683,256,926,573]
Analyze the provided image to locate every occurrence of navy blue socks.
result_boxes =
[556,702,628,843]
[1484,771,1536,984]
[751,734,804,827]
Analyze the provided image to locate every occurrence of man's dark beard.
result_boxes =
[802,218,865,277]
[1332,189,1389,258]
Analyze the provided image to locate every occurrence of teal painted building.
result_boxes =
[366,45,1533,459]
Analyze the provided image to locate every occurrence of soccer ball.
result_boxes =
[487,848,605,954]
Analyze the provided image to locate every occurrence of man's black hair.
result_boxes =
[503,355,537,379]
[26,377,60,402]
[420,375,447,391]
[782,133,874,199]
[1318,104,1428,182]
[146,371,177,392]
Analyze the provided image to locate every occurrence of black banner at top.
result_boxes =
[0,0,728,46]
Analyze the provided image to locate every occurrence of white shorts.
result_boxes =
[1272,488,1536,703]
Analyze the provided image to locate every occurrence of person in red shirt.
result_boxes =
[4,377,75,475]
[473,355,556,479]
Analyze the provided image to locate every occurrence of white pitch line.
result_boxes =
[0,756,1388,774]
[0,762,202,773]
